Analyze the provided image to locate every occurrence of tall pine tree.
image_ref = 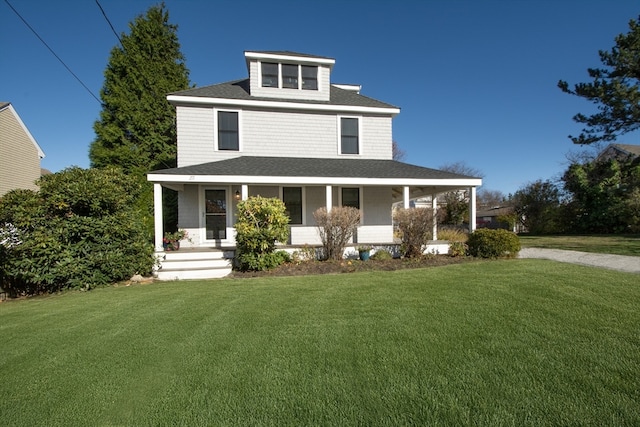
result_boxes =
[90,3,190,235]
[90,3,190,173]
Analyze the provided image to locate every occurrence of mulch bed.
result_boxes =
[229,255,477,278]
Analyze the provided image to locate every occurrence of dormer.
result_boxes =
[245,51,335,102]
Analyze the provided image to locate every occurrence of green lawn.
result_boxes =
[1,260,639,426]
[519,234,640,256]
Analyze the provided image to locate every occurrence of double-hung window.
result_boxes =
[301,65,317,90]
[261,62,279,87]
[340,117,359,155]
[218,111,239,151]
[282,64,298,89]
[283,187,303,225]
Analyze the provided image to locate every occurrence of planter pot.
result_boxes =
[163,240,180,251]
[359,250,370,261]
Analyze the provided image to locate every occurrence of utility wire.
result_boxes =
[3,0,101,104]
[95,0,123,47]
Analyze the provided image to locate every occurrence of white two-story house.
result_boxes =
[148,51,481,279]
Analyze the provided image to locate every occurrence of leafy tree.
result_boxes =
[512,180,563,234]
[561,157,640,233]
[90,3,190,235]
[235,196,291,271]
[558,16,640,145]
[0,167,155,295]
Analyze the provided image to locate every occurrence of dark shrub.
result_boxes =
[370,249,393,261]
[467,229,520,258]
[448,241,468,257]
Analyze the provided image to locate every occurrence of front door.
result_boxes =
[205,189,227,240]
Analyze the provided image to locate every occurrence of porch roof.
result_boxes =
[148,156,482,189]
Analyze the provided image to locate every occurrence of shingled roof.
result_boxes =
[168,79,398,110]
[150,156,478,181]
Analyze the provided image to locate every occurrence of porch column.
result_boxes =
[432,195,438,240]
[326,185,332,212]
[469,186,477,233]
[403,186,410,209]
[153,183,164,252]
[241,184,248,201]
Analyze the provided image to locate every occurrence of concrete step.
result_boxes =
[155,249,234,280]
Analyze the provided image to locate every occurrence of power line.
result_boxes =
[3,0,101,104]
[95,0,123,47]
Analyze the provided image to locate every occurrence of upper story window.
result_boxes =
[217,111,239,151]
[301,65,317,90]
[261,62,318,91]
[282,64,298,89]
[340,117,359,155]
[261,63,278,88]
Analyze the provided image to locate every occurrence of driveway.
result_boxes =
[519,248,640,274]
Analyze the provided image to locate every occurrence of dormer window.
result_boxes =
[261,63,278,88]
[282,64,298,88]
[260,62,318,91]
[301,65,317,90]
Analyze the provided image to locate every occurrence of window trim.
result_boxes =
[338,116,361,155]
[259,62,319,91]
[214,109,242,152]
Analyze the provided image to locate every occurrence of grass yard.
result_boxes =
[519,234,640,256]
[1,260,639,426]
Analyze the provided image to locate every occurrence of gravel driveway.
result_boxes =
[519,248,640,274]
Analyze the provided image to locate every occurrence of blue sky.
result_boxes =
[2,0,638,195]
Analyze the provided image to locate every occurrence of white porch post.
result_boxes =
[153,183,164,252]
[469,186,477,233]
[432,195,438,240]
[403,186,410,209]
[241,184,248,200]
[325,185,332,212]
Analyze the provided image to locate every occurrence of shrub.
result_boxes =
[394,207,435,258]
[313,206,360,260]
[235,196,290,271]
[370,249,392,261]
[437,227,468,242]
[0,167,155,295]
[467,229,521,258]
[448,241,468,257]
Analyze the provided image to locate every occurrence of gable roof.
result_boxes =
[0,102,45,159]
[611,144,640,157]
[168,79,399,112]
[148,156,481,187]
[596,143,640,161]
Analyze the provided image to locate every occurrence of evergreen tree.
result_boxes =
[90,3,190,173]
[558,16,640,145]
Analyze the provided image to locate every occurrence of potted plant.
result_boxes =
[357,245,372,261]
[163,229,190,251]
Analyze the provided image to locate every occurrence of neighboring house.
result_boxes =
[0,102,46,196]
[596,143,640,162]
[476,206,522,233]
[147,51,482,279]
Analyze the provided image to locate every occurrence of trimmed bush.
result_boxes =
[313,206,360,260]
[0,167,155,295]
[467,229,521,258]
[235,196,290,271]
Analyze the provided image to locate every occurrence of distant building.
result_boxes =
[596,143,640,163]
[0,102,46,196]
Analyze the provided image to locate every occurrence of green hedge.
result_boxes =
[467,229,521,258]
[0,167,155,295]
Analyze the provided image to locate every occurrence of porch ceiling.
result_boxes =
[148,156,482,189]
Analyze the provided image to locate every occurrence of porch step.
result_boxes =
[155,249,234,280]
